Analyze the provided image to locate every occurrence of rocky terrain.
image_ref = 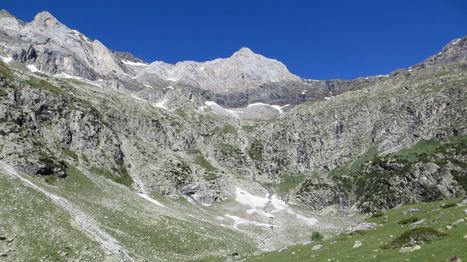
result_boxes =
[0,9,465,262]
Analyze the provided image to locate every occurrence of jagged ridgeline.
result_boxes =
[0,9,466,262]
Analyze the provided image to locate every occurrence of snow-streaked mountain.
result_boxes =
[0,10,129,79]
[141,47,301,92]
[0,10,300,92]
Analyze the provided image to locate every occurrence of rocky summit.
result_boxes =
[0,9,466,262]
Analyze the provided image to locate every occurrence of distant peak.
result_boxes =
[0,9,13,18]
[232,47,256,57]
[33,11,61,27]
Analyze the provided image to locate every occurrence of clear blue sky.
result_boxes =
[1,0,466,79]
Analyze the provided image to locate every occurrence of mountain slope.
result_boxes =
[0,9,465,262]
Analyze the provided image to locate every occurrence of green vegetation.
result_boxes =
[213,124,237,135]
[242,125,256,133]
[43,175,57,185]
[329,147,378,178]
[246,198,467,261]
[37,153,66,177]
[0,60,13,80]
[0,173,105,261]
[174,108,187,118]
[441,202,457,209]
[371,211,385,218]
[276,173,305,194]
[27,76,63,94]
[191,149,216,171]
[218,143,242,156]
[398,217,419,225]
[383,227,446,249]
[320,135,467,212]
[247,139,264,161]
[63,147,79,161]
[91,166,133,187]
[392,139,441,163]
[311,231,324,241]
[55,166,255,260]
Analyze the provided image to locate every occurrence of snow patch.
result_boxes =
[246,102,289,114]
[70,29,90,41]
[166,85,175,90]
[235,187,270,208]
[154,98,168,109]
[246,208,275,218]
[122,60,148,67]
[55,72,83,80]
[26,64,40,72]
[144,84,153,88]
[131,94,144,101]
[1,56,13,63]
[324,97,331,100]
[224,214,272,229]
[54,73,103,88]
[205,101,240,118]
[138,193,164,208]
[166,77,179,82]
[234,187,318,225]
[451,38,461,45]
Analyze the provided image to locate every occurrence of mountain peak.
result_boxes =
[0,9,13,18]
[232,47,256,57]
[33,11,61,27]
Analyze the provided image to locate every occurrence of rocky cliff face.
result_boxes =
[0,10,129,79]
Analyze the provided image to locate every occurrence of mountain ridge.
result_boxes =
[1,9,465,110]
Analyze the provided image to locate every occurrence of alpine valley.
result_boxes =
[0,10,466,262]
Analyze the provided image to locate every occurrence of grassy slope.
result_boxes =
[1,165,255,261]
[0,173,105,261]
[246,198,467,262]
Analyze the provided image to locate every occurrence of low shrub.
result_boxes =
[383,227,445,249]
[311,231,324,241]
[398,217,419,225]
[371,211,385,218]
[441,202,457,209]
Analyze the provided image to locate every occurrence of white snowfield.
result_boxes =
[154,98,168,109]
[246,102,289,114]
[205,101,240,118]
[224,214,272,229]
[54,72,90,81]
[54,72,103,88]
[122,60,148,67]
[204,101,289,119]
[234,187,318,226]
[0,56,13,63]
[131,94,144,102]
[26,64,40,72]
